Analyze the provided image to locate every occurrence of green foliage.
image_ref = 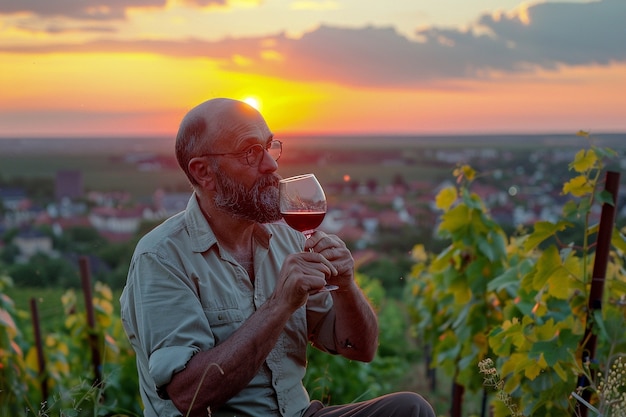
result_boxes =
[407,164,510,390]
[358,256,413,299]
[305,273,417,405]
[0,272,141,416]
[55,226,109,255]
[7,253,80,288]
[406,138,626,415]
[0,273,32,416]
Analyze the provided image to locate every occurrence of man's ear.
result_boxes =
[188,157,216,190]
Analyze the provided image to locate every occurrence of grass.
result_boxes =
[6,287,70,333]
[6,286,124,337]
[0,154,189,200]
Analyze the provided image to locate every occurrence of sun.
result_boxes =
[242,96,261,111]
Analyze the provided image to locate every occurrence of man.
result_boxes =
[120,98,436,417]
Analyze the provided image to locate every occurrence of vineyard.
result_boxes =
[406,139,626,416]
[2,137,626,416]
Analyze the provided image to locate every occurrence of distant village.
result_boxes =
[2,141,626,266]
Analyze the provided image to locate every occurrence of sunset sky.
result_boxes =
[1,0,625,138]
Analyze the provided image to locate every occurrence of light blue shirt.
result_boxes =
[120,194,336,417]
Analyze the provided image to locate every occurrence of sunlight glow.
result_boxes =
[243,97,261,111]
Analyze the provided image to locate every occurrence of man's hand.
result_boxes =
[274,250,337,309]
[304,231,355,289]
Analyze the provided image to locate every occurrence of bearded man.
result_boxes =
[120,98,436,417]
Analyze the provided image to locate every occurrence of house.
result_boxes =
[14,228,54,261]
[153,189,192,218]
[88,206,145,241]
[0,187,29,211]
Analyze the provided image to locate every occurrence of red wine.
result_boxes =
[281,211,326,233]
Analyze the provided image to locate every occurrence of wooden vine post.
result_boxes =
[574,170,620,417]
[29,297,48,402]
[79,256,103,387]
[451,382,464,417]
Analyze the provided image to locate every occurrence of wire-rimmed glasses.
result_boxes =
[202,140,282,166]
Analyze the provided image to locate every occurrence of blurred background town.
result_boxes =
[1,133,625,293]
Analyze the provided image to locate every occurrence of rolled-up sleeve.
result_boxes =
[123,249,214,391]
[150,345,199,388]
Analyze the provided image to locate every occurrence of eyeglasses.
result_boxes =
[202,140,282,167]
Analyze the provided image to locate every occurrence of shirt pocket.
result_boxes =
[204,308,244,345]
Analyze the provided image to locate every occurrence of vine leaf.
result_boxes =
[524,221,570,252]
[569,149,598,173]
[488,259,533,293]
[438,204,470,234]
[562,175,593,197]
[435,186,457,211]
[529,246,561,291]
[611,229,626,254]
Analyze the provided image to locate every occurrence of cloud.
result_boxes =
[15,20,119,35]
[0,0,168,20]
[2,0,624,87]
[181,0,228,6]
[478,0,626,67]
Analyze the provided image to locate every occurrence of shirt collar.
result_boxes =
[185,192,272,253]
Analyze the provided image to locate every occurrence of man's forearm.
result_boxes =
[166,297,292,416]
[331,282,379,362]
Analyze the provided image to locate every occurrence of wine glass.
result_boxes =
[279,173,338,292]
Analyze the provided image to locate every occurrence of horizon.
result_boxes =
[1,132,623,157]
[1,129,626,141]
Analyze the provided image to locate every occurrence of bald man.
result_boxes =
[120,98,435,417]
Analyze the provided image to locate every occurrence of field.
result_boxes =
[2,132,620,201]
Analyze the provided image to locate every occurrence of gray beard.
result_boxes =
[213,171,282,224]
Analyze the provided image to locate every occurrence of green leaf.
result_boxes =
[609,278,626,294]
[524,221,569,252]
[438,204,470,235]
[488,258,533,293]
[552,362,569,382]
[611,229,626,254]
[531,246,561,290]
[449,278,472,305]
[489,324,513,356]
[569,149,597,173]
[431,246,453,272]
[435,186,457,211]
[530,341,562,366]
[524,355,547,380]
[562,175,593,197]
[547,267,572,300]
[594,307,626,345]
[592,146,618,159]
[562,200,579,219]
[477,231,506,262]
[596,189,616,206]
[463,192,485,210]
[0,308,18,334]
